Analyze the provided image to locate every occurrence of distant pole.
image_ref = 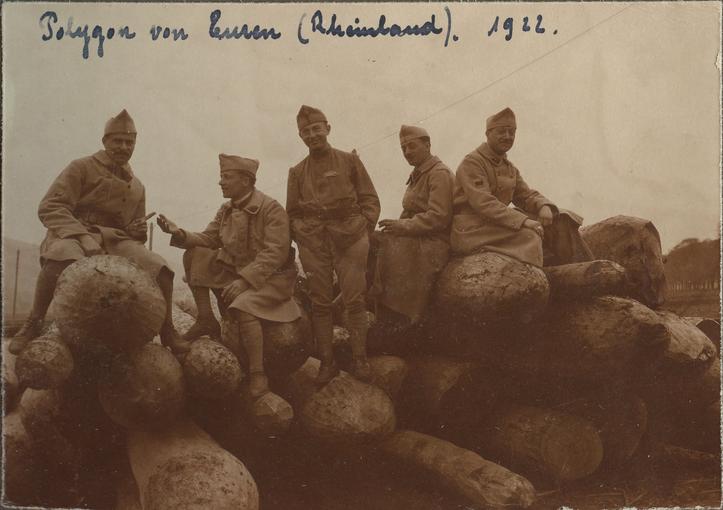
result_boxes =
[149,223,154,251]
[12,249,20,319]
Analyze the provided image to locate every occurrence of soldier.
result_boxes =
[287,105,380,385]
[373,125,454,325]
[156,154,301,397]
[451,107,593,267]
[9,110,190,355]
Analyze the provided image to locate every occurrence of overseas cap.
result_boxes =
[219,154,259,177]
[104,109,137,136]
[297,105,328,130]
[399,125,430,145]
[486,108,517,130]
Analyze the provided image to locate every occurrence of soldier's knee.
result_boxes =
[519,228,541,245]
[236,311,258,323]
[42,259,74,278]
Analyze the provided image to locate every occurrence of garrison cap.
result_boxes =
[297,105,328,130]
[219,154,259,177]
[399,125,430,145]
[104,109,137,136]
[486,108,517,130]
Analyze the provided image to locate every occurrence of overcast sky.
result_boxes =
[2,2,721,272]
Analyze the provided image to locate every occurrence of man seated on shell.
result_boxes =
[451,107,593,267]
[156,154,301,398]
[372,125,455,325]
[10,110,190,355]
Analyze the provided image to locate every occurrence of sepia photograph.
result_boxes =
[2,1,721,509]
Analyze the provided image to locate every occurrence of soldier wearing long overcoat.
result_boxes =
[157,154,300,397]
[374,125,454,324]
[452,108,593,267]
[10,110,189,354]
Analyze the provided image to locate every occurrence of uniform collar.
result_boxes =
[309,143,332,159]
[227,189,263,215]
[93,150,134,180]
[477,143,507,165]
[406,155,440,185]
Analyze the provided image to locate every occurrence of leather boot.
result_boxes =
[9,316,45,354]
[182,316,221,341]
[313,315,339,386]
[239,317,270,399]
[248,371,270,399]
[160,323,192,354]
[348,328,372,383]
[316,359,340,387]
[10,260,71,355]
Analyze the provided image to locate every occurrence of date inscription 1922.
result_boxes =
[487,15,556,41]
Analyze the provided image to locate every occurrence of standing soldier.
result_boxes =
[9,110,190,355]
[287,105,380,384]
[156,154,301,397]
[374,125,454,325]
[452,107,593,266]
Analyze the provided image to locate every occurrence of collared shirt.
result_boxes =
[395,154,454,236]
[452,142,555,231]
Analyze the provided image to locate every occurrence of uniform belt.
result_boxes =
[303,205,360,221]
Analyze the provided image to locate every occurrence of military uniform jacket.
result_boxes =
[287,146,380,250]
[172,190,295,292]
[396,155,454,239]
[452,143,556,229]
[38,150,148,261]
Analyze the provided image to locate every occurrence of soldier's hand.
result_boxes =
[157,214,180,236]
[379,219,402,235]
[222,279,250,305]
[538,205,554,227]
[126,218,148,239]
[78,234,104,256]
[522,218,544,239]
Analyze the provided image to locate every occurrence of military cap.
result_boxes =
[219,154,259,177]
[104,109,137,136]
[486,108,517,130]
[297,105,328,130]
[399,125,430,145]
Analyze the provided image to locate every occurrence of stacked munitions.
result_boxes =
[4,214,719,509]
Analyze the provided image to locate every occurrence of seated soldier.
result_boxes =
[373,125,454,325]
[451,107,593,266]
[156,154,301,397]
[10,110,189,354]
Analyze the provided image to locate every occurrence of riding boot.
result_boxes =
[239,317,269,399]
[313,314,339,386]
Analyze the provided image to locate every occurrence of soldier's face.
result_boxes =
[219,170,251,199]
[486,126,516,155]
[401,138,431,167]
[299,122,330,151]
[103,133,136,165]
